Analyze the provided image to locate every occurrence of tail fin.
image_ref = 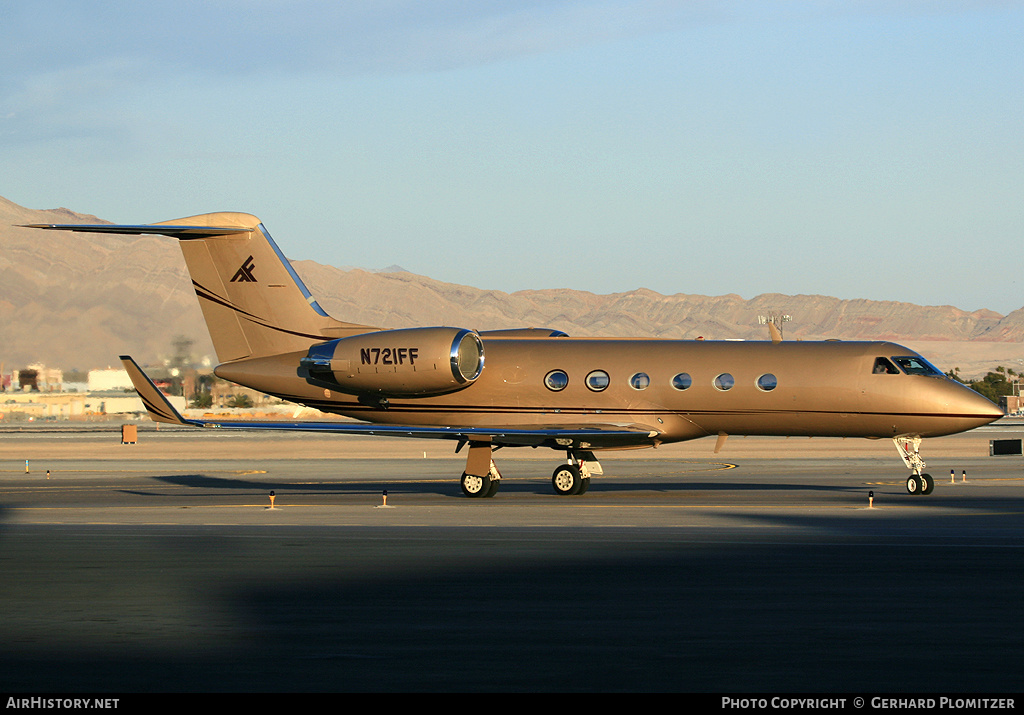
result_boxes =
[27,213,377,362]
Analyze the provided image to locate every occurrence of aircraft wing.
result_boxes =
[120,356,660,450]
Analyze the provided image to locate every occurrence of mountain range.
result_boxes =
[2,195,1021,377]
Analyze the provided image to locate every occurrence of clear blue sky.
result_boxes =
[3,2,1022,313]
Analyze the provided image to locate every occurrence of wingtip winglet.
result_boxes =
[119,355,190,426]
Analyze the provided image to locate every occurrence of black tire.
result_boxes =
[906,475,921,495]
[461,471,491,498]
[578,477,590,495]
[920,473,934,495]
[551,464,582,495]
[485,477,500,498]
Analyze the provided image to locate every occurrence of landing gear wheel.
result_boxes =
[920,473,934,495]
[485,477,501,498]
[578,477,590,495]
[461,472,492,498]
[552,464,583,495]
[906,475,922,495]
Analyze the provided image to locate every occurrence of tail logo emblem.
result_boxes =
[231,256,257,283]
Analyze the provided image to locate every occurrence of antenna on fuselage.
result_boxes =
[758,314,792,344]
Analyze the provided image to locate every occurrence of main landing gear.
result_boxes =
[460,465,502,498]
[459,440,503,498]
[894,435,935,495]
[458,440,602,498]
[551,452,602,495]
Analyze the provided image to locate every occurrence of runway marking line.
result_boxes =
[14,503,1024,516]
[867,477,1024,486]
[0,469,268,475]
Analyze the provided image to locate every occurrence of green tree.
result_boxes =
[226,393,253,409]
[967,367,1015,404]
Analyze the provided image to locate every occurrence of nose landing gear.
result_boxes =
[895,435,935,495]
[905,472,935,495]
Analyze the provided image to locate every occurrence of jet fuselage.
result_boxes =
[215,337,1001,447]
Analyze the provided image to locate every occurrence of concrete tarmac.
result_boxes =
[1,423,1023,692]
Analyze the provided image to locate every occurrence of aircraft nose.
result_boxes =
[979,395,1005,421]
[915,381,1004,437]
[950,382,1004,425]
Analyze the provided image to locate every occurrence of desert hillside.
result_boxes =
[2,196,1021,377]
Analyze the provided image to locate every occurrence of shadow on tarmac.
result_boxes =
[2,518,1023,692]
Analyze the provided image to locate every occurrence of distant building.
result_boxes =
[32,364,64,392]
[12,368,34,391]
[1000,394,1021,416]
[209,382,272,408]
[87,368,133,392]
[6,364,64,392]
[0,389,185,421]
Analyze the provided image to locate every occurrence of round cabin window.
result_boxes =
[671,373,692,390]
[586,370,610,392]
[544,370,569,392]
[630,372,650,390]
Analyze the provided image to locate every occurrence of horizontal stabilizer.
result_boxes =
[34,215,376,362]
[21,223,251,239]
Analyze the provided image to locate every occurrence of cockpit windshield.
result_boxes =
[891,356,944,377]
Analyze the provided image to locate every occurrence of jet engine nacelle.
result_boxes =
[300,327,484,397]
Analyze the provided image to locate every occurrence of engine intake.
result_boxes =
[300,327,484,397]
